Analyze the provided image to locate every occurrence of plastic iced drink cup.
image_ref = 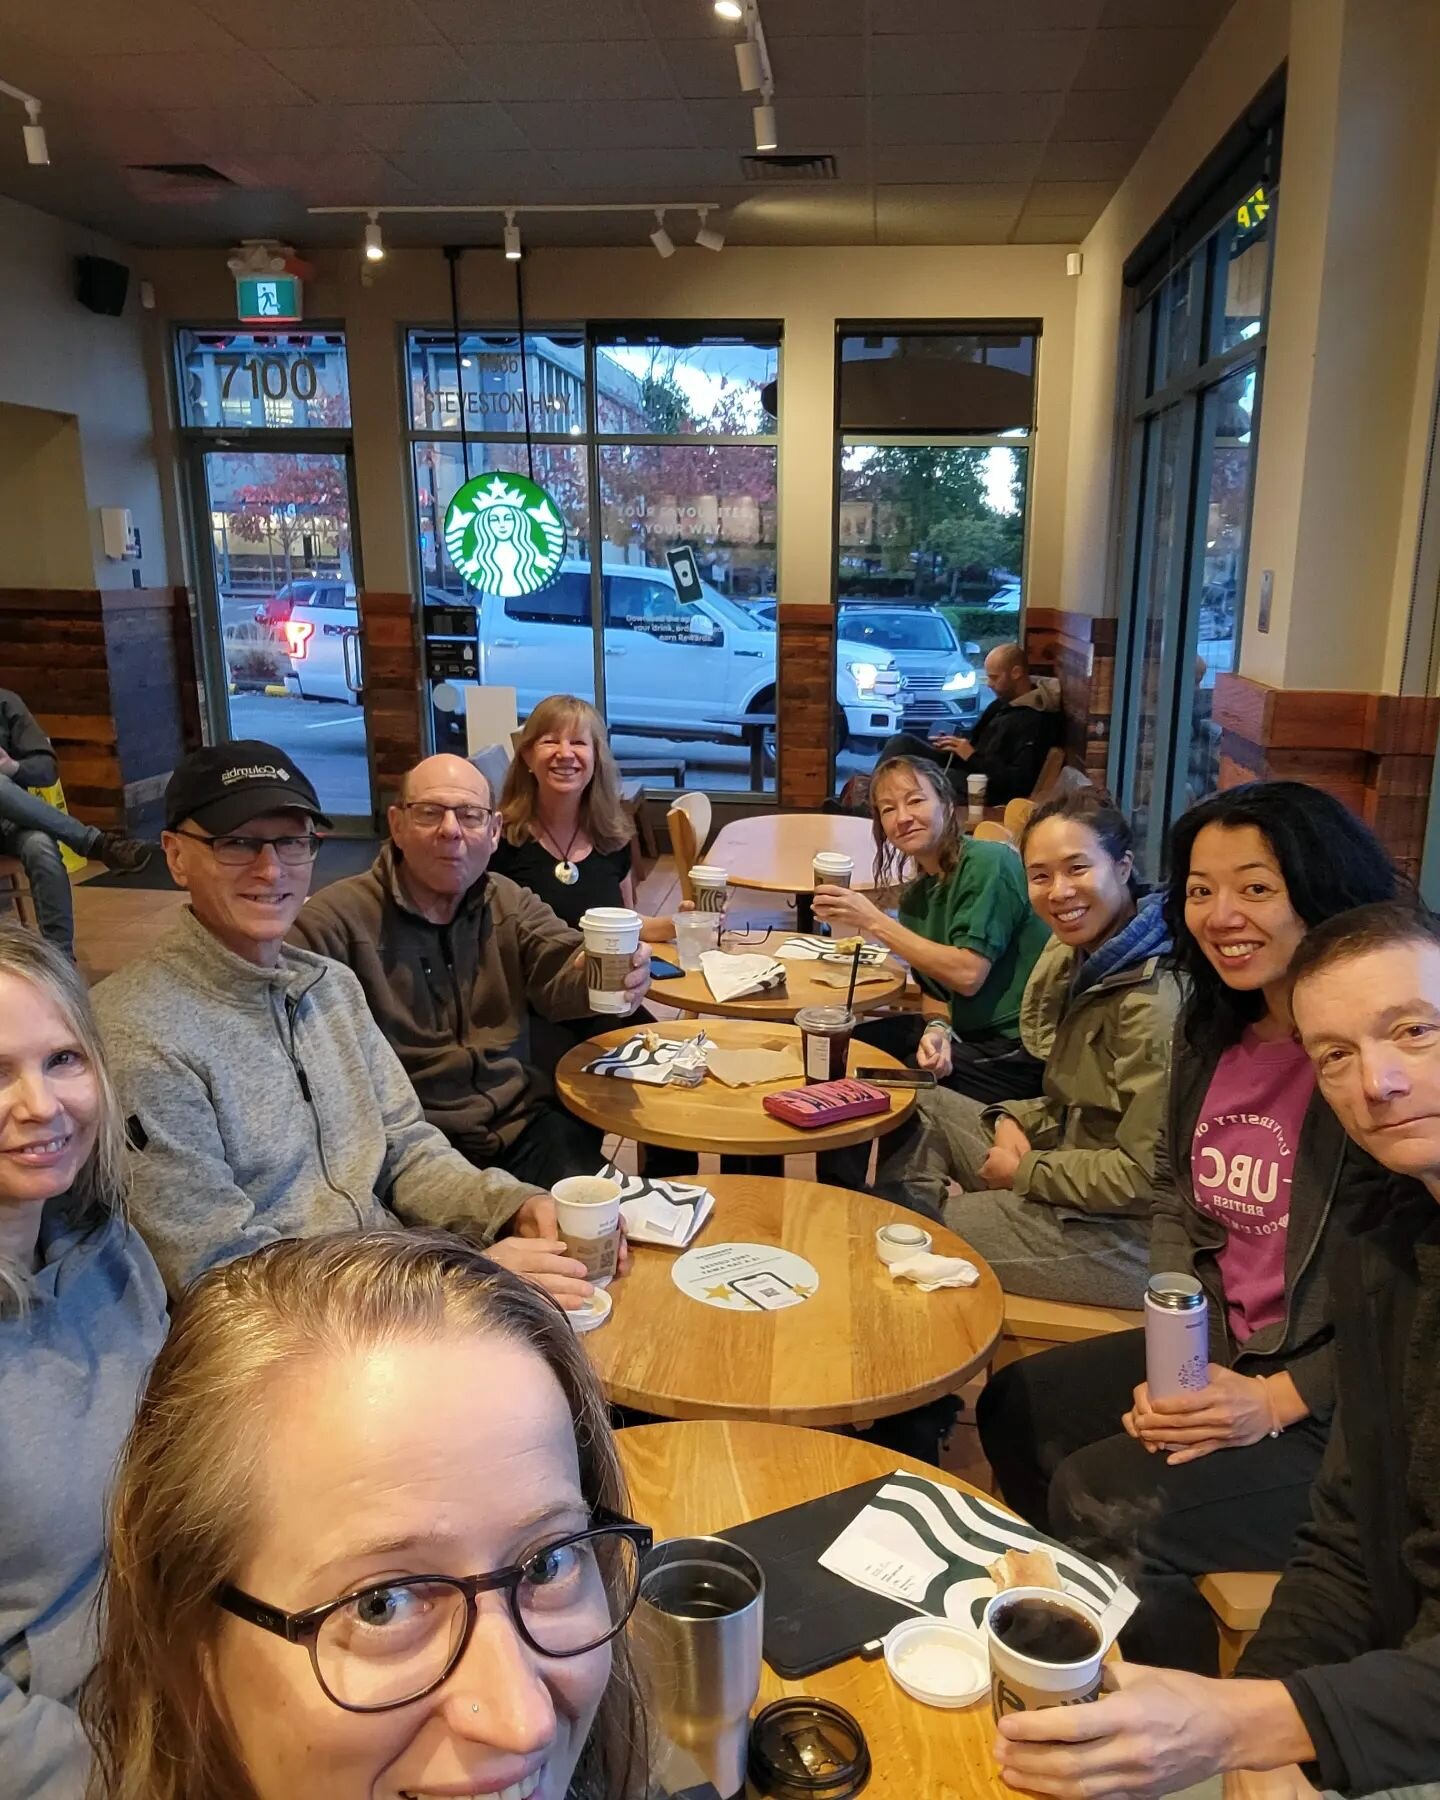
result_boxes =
[579,907,643,1014]
[795,1004,857,1084]
[674,911,719,972]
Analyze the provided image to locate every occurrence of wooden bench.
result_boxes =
[990,1293,1143,1373]
[1196,1570,1282,1674]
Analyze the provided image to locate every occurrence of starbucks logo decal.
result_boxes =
[444,471,566,599]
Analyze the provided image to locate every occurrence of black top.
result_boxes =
[0,687,59,788]
[489,834,634,929]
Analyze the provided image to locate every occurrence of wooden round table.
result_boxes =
[554,1018,917,1159]
[709,813,880,931]
[618,1420,1015,1799]
[586,1174,1002,1426]
[657,930,906,1022]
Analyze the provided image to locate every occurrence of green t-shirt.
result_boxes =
[898,838,1050,1039]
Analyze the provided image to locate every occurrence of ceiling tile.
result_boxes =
[1035,137,1137,180]
[1050,86,1169,140]
[65,50,309,108]
[762,0,865,34]
[161,104,368,157]
[507,100,699,150]
[655,39,747,99]
[344,103,531,155]
[265,46,492,103]
[474,40,678,102]
[1009,211,1098,242]
[1024,179,1121,212]
[383,147,562,194]
[217,150,413,200]
[876,0,1105,31]
[1072,26,1213,90]
[726,188,879,244]
[635,0,748,39]
[870,31,1090,95]
[417,0,650,37]
[192,0,441,49]
[8,0,239,55]
[1099,0,1233,27]
[871,91,1062,145]
[753,36,868,97]
[871,141,1045,184]
[542,146,740,189]
[875,187,1025,242]
[58,106,210,165]
[684,94,867,148]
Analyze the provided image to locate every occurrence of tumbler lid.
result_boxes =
[747,1697,871,1798]
[1147,1272,1205,1310]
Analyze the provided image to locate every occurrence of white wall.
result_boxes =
[0,193,170,590]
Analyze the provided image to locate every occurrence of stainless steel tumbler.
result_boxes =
[1144,1271,1210,1398]
[630,1536,765,1800]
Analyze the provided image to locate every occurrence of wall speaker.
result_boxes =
[74,255,130,317]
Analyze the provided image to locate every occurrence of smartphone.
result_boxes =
[649,957,685,979]
[855,1066,938,1087]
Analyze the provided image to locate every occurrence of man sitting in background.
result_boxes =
[877,643,1062,806]
[0,685,149,955]
[991,899,1440,1800]
[289,752,649,1189]
[95,741,588,1308]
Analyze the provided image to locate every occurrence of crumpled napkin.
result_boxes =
[705,1043,804,1088]
[701,950,788,1003]
[888,1251,980,1291]
[583,1032,710,1087]
[776,935,889,964]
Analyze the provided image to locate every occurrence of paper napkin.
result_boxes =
[705,1044,805,1088]
[700,950,788,1003]
[888,1251,979,1291]
[776,936,889,965]
[608,1170,716,1248]
[583,1032,710,1087]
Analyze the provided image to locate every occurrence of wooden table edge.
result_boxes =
[659,977,906,1022]
[555,1080,917,1155]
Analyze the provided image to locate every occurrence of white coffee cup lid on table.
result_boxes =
[883,1618,988,1709]
[567,1287,613,1334]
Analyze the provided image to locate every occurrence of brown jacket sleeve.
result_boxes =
[500,880,594,1022]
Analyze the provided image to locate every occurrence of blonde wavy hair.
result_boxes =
[0,925,127,1316]
[869,756,966,891]
[502,694,633,855]
[82,1231,648,1800]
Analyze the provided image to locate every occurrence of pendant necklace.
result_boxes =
[543,820,584,887]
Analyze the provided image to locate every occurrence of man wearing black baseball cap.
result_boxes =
[94,741,590,1308]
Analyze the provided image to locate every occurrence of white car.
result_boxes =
[280,584,363,703]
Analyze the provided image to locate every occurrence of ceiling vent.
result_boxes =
[125,162,237,202]
[741,152,838,182]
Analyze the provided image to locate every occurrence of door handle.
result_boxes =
[605,646,626,657]
[493,637,520,648]
[736,648,765,658]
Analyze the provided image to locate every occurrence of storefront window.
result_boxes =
[177,330,350,429]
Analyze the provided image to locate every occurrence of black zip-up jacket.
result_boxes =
[1238,1184,1440,1794]
[1150,1027,1389,1419]
[965,687,1062,806]
[0,687,59,787]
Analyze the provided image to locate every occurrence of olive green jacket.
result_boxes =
[989,925,1183,1217]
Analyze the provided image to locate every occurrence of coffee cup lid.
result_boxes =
[882,1618,987,1709]
[689,864,726,880]
[813,851,853,864]
[747,1698,870,1799]
[567,1288,613,1334]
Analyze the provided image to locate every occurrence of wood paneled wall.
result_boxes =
[0,586,200,832]
[776,601,836,808]
[1214,674,1440,881]
[359,589,423,811]
[1024,607,1116,788]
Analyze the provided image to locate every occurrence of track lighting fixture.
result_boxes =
[695,207,724,252]
[649,209,675,258]
[22,97,47,166]
[753,97,777,152]
[363,209,384,261]
[735,38,763,91]
[503,208,521,259]
[713,0,743,17]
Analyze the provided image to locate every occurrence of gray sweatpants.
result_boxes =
[875,1086,1150,1309]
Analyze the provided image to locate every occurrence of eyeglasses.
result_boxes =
[170,829,321,867]
[215,1510,651,1713]
[399,802,494,832]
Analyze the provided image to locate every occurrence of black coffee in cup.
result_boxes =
[991,1596,1101,1664]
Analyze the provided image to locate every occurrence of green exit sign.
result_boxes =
[236,273,303,324]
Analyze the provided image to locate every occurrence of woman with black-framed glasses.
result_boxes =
[82,1231,652,1800]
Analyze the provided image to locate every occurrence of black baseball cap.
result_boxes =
[164,741,332,834]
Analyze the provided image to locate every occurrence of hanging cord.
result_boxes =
[443,245,471,483]
[513,250,536,482]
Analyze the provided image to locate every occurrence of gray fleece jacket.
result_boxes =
[93,908,543,1296]
[0,1200,167,1800]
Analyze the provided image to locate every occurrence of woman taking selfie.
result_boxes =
[978,781,1400,1674]
[813,755,1049,1105]
[0,927,168,1799]
[871,792,1180,1306]
[84,1231,650,1800]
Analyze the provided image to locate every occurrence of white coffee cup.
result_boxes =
[689,865,728,913]
[966,771,989,823]
[579,906,643,1014]
[551,1175,622,1288]
[813,851,854,889]
[984,1586,1104,1720]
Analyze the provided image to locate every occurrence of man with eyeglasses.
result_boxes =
[95,742,589,1306]
[289,752,650,1188]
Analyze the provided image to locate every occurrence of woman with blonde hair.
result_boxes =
[493,694,674,942]
[0,925,167,1799]
[84,1230,651,1800]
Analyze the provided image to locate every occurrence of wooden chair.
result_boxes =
[990,1292,1143,1373]
[1196,1571,1282,1674]
[972,820,1015,846]
[1030,745,1066,803]
[0,856,34,929]
[667,792,713,907]
[1003,796,1037,839]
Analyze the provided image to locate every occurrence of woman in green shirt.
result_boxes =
[813,755,1049,1103]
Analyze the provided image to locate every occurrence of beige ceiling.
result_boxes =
[0,0,1234,250]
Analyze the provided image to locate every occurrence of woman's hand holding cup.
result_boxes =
[485,1234,594,1311]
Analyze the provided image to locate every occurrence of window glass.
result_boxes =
[1214,190,1273,355]
[406,331,588,437]
[1186,364,1254,802]
[1151,267,1199,393]
[413,440,590,605]
[506,570,591,627]
[838,331,1036,433]
[177,330,350,428]
[593,333,778,435]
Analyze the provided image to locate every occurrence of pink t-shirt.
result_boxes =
[1189,1029,1314,1343]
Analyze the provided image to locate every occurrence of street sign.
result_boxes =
[666,543,703,603]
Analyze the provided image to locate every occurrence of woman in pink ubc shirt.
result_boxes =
[979,782,1399,1673]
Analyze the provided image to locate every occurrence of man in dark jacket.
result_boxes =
[290,752,650,1189]
[990,898,1440,1799]
[877,644,1062,806]
[0,686,149,954]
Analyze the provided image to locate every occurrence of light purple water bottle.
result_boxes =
[1144,1273,1209,1398]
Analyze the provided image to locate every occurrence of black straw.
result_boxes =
[844,943,861,1014]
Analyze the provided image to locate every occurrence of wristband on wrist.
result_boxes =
[1260,1375,1284,1438]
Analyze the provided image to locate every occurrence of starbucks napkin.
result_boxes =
[818,1469,1138,1647]
[777,936,889,965]
[888,1251,979,1291]
[609,1170,716,1248]
[583,1032,710,1087]
[701,950,787,1003]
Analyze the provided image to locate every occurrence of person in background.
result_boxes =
[0,926,168,1800]
[83,1231,651,1800]
[291,751,649,1188]
[95,743,590,1307]
[870,793,1180,1307]
[978,782,1400,1674]
[0,686,150,957]
[876,643,1062,808]
[990,898,1440,1800]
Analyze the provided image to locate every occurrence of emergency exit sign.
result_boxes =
[236,274,303,324]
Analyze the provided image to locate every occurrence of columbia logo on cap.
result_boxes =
[222,765,292,784]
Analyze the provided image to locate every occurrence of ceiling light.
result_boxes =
[714,0,743,18]
[650,209,675,258]
[503,208,521,259]
[735,38,763,91]
[22,97,47,166]
[695,207,724,252]
[363,209,384,261]
[753,99,777,152]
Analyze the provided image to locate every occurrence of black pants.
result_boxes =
[527,1008,697,1179]
[467,1103,605,1191]
[976,1330,1329,1674]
